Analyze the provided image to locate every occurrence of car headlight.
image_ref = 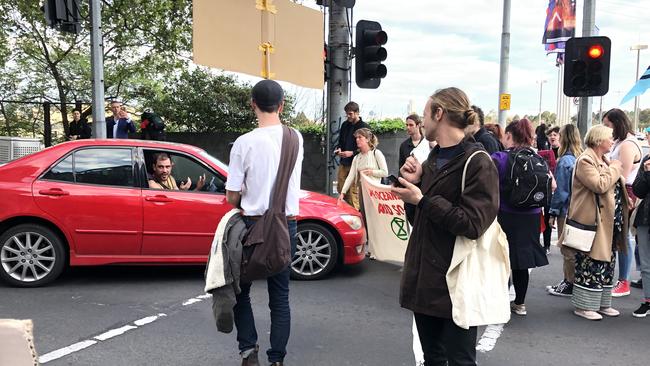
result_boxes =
[341,214,362,230]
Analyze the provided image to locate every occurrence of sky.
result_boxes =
[222,0,650,121]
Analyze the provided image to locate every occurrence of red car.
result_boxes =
[0,139,366,287]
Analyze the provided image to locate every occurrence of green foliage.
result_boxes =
[0,0,193,137]
[141,68,296,133]
[368,118,406,134]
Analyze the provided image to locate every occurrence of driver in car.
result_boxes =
[148,152,206,191]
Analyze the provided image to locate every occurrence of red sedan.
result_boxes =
[0,139,366,287]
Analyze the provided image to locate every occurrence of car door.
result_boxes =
[33,147,143,255]
[140,149,232,256]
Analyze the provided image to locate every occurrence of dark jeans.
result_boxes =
[235,219,297,363]
[414,313,477,366]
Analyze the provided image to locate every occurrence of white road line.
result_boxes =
[476,324,505,353]
[94,325,138,341]
[134,313,166,326]
[39,294,208,363]
[39,340,97,363]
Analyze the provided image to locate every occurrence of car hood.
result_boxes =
[298,190,359,215]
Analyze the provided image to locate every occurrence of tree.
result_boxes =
[142,68,296,132]
[0,0,192,136]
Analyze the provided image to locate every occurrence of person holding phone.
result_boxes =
[391,87,499,366]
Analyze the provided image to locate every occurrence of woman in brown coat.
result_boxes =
[392,87,499,366]
[566,125,629,320]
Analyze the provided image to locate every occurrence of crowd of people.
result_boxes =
[195,79,650,366]
[329,94,650,364]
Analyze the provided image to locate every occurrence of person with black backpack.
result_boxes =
[140,111,166,141]
[492,118,550,316]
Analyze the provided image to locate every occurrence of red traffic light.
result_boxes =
[588,44,604,59]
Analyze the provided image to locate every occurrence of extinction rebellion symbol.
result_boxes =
[391,217,408,241]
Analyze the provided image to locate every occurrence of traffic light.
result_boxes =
[563,36,611,97]
[355,20,388,89]
[42,0,81,34]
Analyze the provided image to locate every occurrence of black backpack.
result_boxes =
[141,111,165,130]
[504,147,551,209]
[140,112,166,141]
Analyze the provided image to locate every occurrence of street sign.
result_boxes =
[499,93,511,110]
[193,0,324,89]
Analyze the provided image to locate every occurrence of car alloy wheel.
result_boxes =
[0,224,65,287]
[291,223,338,280]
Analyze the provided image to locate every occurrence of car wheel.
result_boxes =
[0,224,66,287]
[291,223,338,280]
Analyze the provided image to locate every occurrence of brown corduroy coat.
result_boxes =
[560,148,629,261]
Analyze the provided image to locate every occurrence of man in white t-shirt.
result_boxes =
[225,79,303,366]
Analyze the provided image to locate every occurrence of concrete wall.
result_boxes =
[165,131,408,194]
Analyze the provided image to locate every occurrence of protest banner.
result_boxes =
[359,174,408,264]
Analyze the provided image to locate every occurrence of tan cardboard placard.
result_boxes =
[193,0,324,89]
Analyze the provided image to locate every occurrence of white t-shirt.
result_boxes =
[225,124,304,216]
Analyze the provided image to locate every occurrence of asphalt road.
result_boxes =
[1,245,648,366]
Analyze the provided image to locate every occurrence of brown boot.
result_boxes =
[241,346,259,366]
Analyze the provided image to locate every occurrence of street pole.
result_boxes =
[631,44,648,133]
[497,0,511,128]
[90,0,106,138]
[577,0,595,138]
[537,80,546,124]
[325,2,350,196]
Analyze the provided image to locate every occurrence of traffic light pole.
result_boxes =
[90,0,106,138]
[497,0,511,128]
[577,0,596,138]
[325,2,351,196]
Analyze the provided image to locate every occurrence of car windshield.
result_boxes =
[199,150,228,173]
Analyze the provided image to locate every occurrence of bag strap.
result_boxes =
[269,126,299,214]
[461,150,491,193]
[373,149,379,170]
[570,155,601,224]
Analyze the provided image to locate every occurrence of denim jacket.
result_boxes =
[549,152,576,218]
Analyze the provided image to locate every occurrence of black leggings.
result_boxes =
[512,269,529,305]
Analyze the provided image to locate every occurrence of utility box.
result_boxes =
[0,137,43,164]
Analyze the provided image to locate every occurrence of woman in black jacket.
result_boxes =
[631,155,650,317]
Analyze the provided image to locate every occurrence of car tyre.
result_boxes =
[0,224,66,287]
[291,223,338,281]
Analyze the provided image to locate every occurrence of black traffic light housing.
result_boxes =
[316,0,356,7]
[42,0,81,34]
[563,36,611,97]
[355,20,388,89]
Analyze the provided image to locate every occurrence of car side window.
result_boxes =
[144,150,225,193]
[74,148,134,187]
[42,155,74,182]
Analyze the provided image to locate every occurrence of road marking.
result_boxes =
[39,313,166,364]
[38,294,212,363]
[38,294,211,364]
[39,340,98,363]
[94,325,138,341]
[182,298,202,306]
[476,324,505,353]
[134,314,166,326]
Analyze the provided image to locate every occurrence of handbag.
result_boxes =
[241,126,299,283]
[446,150,511,329]
[562,156,600,252]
